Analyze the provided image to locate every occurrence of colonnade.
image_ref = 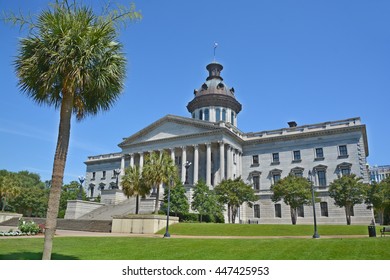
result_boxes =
[119,142,243,187]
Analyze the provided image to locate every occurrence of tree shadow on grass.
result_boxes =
[0,252,79,260]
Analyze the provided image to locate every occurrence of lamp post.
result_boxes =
[113,169,121,189]
[78,176,85,200]
[164,178,173,238]
[308,170,320,239]
[184,161,192,184]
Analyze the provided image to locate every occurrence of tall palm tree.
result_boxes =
[121,165,148,214]
[142,151,178,214]
[12,1,140,259]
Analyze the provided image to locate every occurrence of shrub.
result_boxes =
[18,219,40,235]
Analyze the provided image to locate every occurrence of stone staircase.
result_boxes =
[0,217,112,232]
[77,197,156,220]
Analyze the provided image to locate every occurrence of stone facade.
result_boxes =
[83,61,373,224]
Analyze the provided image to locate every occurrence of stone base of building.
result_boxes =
[245,216,373,225]
[111,214,179,234]
[64,200,105,219]
[101,189,127,205]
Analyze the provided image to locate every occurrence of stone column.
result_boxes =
[171,148,175,162]
[120,155,125,175]
[219,141,225,183]
[129,153,134,168]
[206,143,211,186]
[181,146,187,183]
[227,145,233,179]
[193,145,199,184]
[139,152,144,172]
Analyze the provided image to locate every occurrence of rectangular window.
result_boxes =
[273,174,281,184]
[92,172,96,180]
[254,204,260,218]
[339,145,348,157]
[315,148,324,159]
[252,155,259,165]
[253,175,260,191]
[272,152,280,163]
[275,204,282,218]
[215,108,221,121]
[294,171,303,177]
[293,150,301,161]
[101,171,106,179]
[320,202,328,217]
[317,170,327,186]
[341,168,351,176]
[297,205,304,217]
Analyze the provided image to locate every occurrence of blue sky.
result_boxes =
[0,0,389,183]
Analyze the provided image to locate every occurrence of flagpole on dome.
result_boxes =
[213,42,218,61]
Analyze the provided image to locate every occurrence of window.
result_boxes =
[253,175,260,191]
[315,148,324,159]
[101,171,106,179]
[341,168,351,176]
[273,174,281,183]
[222,109,226,121]
[254,204,260,218]
[204,108,209,121]
[92,172,96,180]
[231,111,235,125]
[317,170,327,186]
[294,171,303,177]
[275,204,282,218]
[215,108,221,121]
[192,112,195,119]
[252,155,259,166]
[199,110,203,120]
[339,145,348,157]
[293,150,301,161]
[297,205,304,217]
[320,202,328,217]
[272,153,280,164]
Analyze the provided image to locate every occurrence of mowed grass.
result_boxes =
[156,223,375,236]
[0,236,389,260]
[0,224,389,260]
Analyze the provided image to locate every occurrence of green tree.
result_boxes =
[121,165,148,214]
[161,180,189,217]
[10,186,49,217]
[0,173,21,212]
[191,180,223,222]
[142,151,178,214]
[214,177,257,224]
[271,174,313,225]
[366,178,390,225]
[329,174,368,225]
[6,0,141,259]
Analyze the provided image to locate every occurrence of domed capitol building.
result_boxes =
[70,61,373,224]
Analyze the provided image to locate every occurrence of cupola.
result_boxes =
[187,62,242,127]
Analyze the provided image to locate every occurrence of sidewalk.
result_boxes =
[1,228,369,239]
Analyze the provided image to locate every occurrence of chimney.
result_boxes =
[288,121,297,128]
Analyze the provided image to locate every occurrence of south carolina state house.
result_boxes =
[81,61,373,224]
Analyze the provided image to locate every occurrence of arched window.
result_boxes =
[204,108,209,121]
[222,109,226,121]
[215,108,221,121]
[231,111,235,125]
[199,109,203,120]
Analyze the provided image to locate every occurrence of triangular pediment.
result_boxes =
[119,115,222,147]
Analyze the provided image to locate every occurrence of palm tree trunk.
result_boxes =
[135,194,139,214]
[42,90,73,260]
[153,184,160,214]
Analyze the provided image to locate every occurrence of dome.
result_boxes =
[187,62,242,114]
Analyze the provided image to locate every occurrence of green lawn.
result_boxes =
[156,223,374,236]
[0,236,389,260]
